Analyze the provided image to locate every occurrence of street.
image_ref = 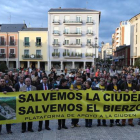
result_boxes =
[1,119,140,140]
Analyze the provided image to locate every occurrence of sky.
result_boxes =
[0,0,140,45]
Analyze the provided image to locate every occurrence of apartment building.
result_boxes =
[130,13,140,66]
[18,28,48,70]
[48,8,101,70]
[0,24,27,68]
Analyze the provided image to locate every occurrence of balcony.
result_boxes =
[52,42,60,47]
[0,42,6,46]
[52,20,60,25]
[0,54,6,58]
[86,43,93,48]
[63,52,82,59]
[63,31,82,36]
[9,42,16,46]
[35,42,42,47]
[118,55,124,59]
[85,53,95,58]
[23,42,30,47]
[52,31,60,36]
[86,20,94,25]
[63,20,82,25]
[52,52,60,58]
[86,31,94,36]
[9,53,16,58]
[22,54,43,60]
[63,43,82,48]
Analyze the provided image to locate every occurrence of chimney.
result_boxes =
[59,7,61,9]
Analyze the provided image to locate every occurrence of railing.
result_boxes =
[0,42,6,46]
[86,43,93,47]
[63,20,82,23]
[52,52,60,57]
[22,54,43,59]
[86,31,94,35]
[63,31,82,35]
[23,42,30,46]
[52,20,60,24]
[35,42,42,46]
[52,31,60,35]
[63,52,82,57]
[52,42,60,46]
[63,43,82,48]
[86,20,94,24]
[0,54,6,58]
[9,53,16,58]
[9,42,16,46]
[85,53,95,57]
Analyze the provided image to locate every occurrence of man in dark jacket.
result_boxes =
[121,75,137,126]
[37,76,52,131]
[107,76,121,127]
[0,78,13,134]
[14,77,25,91]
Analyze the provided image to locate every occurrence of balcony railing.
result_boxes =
[86,20,94,24]
[52,31,60,35]
[52,20,60,24]
[0,54,6,58]
[63,31,82,36]
[86,43,93,47]
[24,42,30,46]
[9,42,16,46]
[52,42,60,47]
[63,20,82,25]
[85,53,95,58]
[9,53,16,58]
[0,42,6,46]
[86,31,94,35]
[35,42,42,47]
[63,43,82,48]
[22,54,43,59]
[52,52,60,57]
[63,52,82,59]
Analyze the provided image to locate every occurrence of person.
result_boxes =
[31,71,40,87]
[94,78,107,126]
[84,81,92,127]
[4,74,13,87]
[121,75,137,126]
[107,76,121,127]
[14,76,25,91]
[19,78,36,133]
[37,76,52,131]
[95,69,100,77]
[70,76,83,128]
[55,79,68,130]
[86,67,90,77]
[64,67,67,76]
[8,71,14,82]
[0,78,13,134]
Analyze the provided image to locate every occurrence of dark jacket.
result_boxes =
[14,82,20,91]
[107,83,120,91]
[0,86,13,92]
[121,82,137,91]
[58,85,69,89]
[37,83,52,90]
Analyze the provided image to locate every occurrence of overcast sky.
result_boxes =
[0,0,140,45]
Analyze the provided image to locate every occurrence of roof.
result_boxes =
[115,45,130,52]
[0,24,27,32]
[129,13,140,21]
[22,28,48,31]
[48,8,100,13]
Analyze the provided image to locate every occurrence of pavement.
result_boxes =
[0,119,140,140]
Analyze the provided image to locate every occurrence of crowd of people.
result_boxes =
[0,65,140,134]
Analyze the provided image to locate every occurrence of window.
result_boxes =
[64,16,70,22]
[136,23,138,32]
[54,39,58,44]
[76,27,81,34]
[54,16,59,22]
[76,39,81,44]
[0,36,4,45]
[87,16,92,22]
[36,50,41,55]
[24,50,29,55]
[53,27,59,34]
[24,37,29,46]
[87,27,92,33]
[76,16,81,22]
[64,38,69,45]
[0,49,5,54]
[54,49,58,53]
[10,49,14,54]
[64,27,69,33]
[87,39,91,43]
[136,35,137,44]
[10,36,14,45]
[36,37,41,46]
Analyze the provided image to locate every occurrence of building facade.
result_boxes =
[129,13,140,66]
[48,8,101,70]
[101,43,112,60]
[18,28,48,70]
[113,45,130,67]
[0,24,27,68]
